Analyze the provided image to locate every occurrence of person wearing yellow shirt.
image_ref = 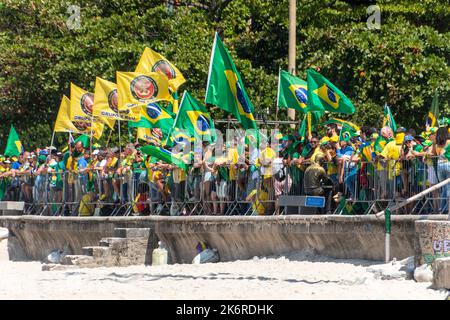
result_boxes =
[380,132,402,199]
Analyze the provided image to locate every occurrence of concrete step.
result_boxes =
[61,255,96,267]
[113,228,151,239]
[99,237,127,247]
[82,246,111,258]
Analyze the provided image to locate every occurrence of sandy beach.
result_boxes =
[0,230,447,300]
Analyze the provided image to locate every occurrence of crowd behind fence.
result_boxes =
[0,156,449,216]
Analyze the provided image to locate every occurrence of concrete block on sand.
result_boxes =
[414,264,433,283]
[432,257,450,290]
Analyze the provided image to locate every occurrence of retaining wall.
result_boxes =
[0,215,447,263]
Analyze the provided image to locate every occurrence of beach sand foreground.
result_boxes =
[0,228,447,300]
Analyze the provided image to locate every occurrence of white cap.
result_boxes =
[92,150,99,155]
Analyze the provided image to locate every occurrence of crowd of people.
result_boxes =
[0,121,449,216]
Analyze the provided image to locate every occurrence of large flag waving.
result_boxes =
[54,96,79,133]
[93,77,120,128]
[306,68,355,114]
[277,70,309,113]
[205,33,257,130]
[173,91,216,143]
[5,125,24,157]
[135,47,186,92]
[116,71,172,114]
[426,90,439,129]
[322,118,361,133]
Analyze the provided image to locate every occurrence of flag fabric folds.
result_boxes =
[173,91,216,143]
[306,68,355,115]
[135,47,186,92]
[205,33,257,131]
[70,83,95,122]
[4,125,24,157]
[54,95,79,133]
[426,91,439,128]
[129,103,175,139]
[93,77,120,129]
[277,70,309,113]
[322,118,361,133]
[139,145,188,171]
[116,71,173,114]
[382,104,397,133]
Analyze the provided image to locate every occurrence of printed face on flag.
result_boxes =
[131,76,159,102]
[314,84,340,109]
[152,60,176,80]
[224,70,255,121]
[80,93,94,116]
[289,84,308,109]
[107,89,119,114]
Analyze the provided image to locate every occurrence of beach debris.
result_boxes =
[192,241,219,264]
[0,228,8,241]
[367,256,415,280]
[152,241,168,266]
[414,264,434,283]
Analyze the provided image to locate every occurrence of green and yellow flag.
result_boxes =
[322,118,360,132]
[139,145,189,171]
[172,91,216,143]
[93,77,120,128]
[205,33,257,131]
[135,47,186,92]
[136,127,161,145]
[129,103,175,139]
[306,68,355,114]
[426,90,439,128]
[116,71,173,115]
[54,96,79,133]
[382,104,397,133]
[5,125,24,157]
[277,70,309,113]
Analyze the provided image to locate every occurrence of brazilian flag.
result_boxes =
[426,90,439,128]
[306,68,355,114]
[4,125,24,157]
[205,33,257,131]
[277,70,309,113]
[172,91,216,143]
[382,104,397,133]
[139,145,189,171]
[339,124,359,142]
[129,102,175,138]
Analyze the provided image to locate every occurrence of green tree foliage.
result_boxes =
[0,0,448,150]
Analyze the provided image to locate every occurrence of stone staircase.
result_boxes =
[43,228,152,270]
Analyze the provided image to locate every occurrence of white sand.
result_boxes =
[0,231,447,300]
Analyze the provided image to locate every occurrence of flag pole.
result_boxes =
[118,119,122,165]
[106,126,113,148]
[90,116,94,155]
[50,130,56,149]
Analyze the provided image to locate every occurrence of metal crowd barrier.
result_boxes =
[0,156,448,216]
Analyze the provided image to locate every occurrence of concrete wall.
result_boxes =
[0,215,447,263]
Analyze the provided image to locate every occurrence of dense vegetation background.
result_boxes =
[0,0,449,149]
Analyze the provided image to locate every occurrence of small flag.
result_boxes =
[382,104,397,133]
[4,125,24,157]
[426,90,439,128]
[277,70,309,113]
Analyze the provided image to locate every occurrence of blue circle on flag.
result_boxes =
[236,82,252,114]
[146,103,161,119]
[326,87,337,103]
[294,88,308,105]
[197,115,210,132]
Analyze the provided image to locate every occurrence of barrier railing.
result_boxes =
[0,156,448,216]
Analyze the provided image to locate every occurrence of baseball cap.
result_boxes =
[92,149,100,156]
[404,135,414,142]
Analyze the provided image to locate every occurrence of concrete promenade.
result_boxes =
[0,215,447,263]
